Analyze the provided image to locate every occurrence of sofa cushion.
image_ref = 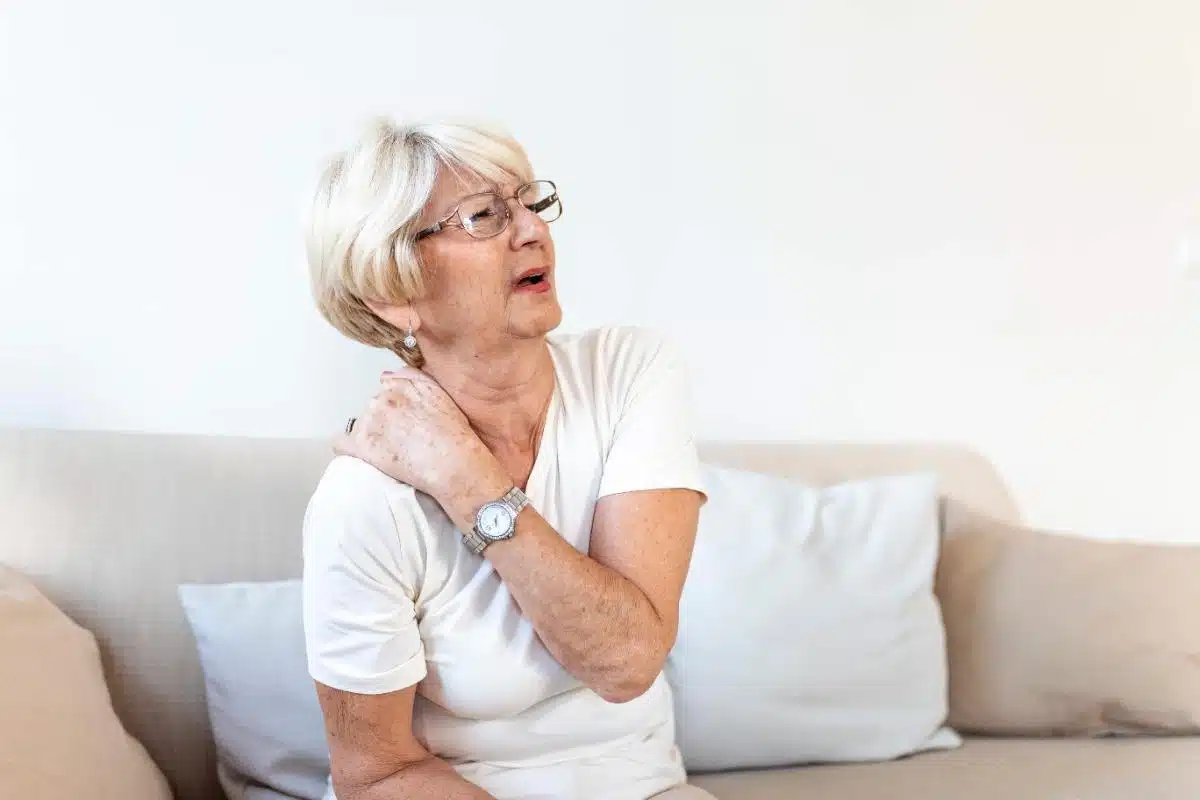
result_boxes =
[0,564,172,800]
[666,465,959,772]
[179,580,329,800]
[689,737,1200,799]
[938,502,1200,735]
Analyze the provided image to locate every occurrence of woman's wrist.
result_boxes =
[435,450,512,533]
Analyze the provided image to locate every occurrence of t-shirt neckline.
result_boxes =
[521,346,562,500]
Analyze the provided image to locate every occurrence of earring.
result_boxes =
[403,327,417,349]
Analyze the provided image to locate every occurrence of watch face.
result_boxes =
[477,503,514,539]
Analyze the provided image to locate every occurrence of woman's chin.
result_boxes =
[522,300,563,337]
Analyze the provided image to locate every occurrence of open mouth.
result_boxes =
[514,269,549,289]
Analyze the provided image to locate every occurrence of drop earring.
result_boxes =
[403,327,417,349]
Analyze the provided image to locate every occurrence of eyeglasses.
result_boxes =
[414,179,562,241]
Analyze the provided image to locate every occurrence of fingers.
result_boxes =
[378,371,438,402]
[380,367,417,382]
[380,367,433,386]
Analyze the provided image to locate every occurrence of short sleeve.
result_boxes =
[301,457,428,695]
[596,328,707,500]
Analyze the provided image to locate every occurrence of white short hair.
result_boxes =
[304,116,534,363]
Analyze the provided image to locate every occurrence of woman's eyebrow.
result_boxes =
[436,183,502,219]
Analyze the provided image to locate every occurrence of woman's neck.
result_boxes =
[419,337,555,459]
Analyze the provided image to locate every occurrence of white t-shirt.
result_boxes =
[302,326,706,800]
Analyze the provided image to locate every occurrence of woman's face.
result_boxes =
[409,168,562,354]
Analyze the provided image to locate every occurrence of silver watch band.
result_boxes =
[463,486,529,555]
[499,486,531,516]
[462,526,490,555]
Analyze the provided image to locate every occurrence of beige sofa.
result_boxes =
[1,426,1197,799]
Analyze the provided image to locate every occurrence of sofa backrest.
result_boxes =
[0,427,1018,800]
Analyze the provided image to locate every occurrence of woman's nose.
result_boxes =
[508,200,548,247]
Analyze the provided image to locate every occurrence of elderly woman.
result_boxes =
[301,117,712,800]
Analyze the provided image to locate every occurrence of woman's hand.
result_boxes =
[334,369,500,502]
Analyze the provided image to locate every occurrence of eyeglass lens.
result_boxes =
[459,181,562,238]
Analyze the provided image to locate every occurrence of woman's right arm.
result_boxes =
[304,458,492,799]
[315,682,494,800]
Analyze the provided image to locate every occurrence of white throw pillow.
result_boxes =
[666,465,961,772]
[179,580,329,800]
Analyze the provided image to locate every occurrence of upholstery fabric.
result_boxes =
[690,737,1200,799]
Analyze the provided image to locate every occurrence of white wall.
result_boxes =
[2,1,1198,542]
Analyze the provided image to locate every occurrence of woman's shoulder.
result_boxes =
[548,325,679,373]
[547,326,689,418]
[310,454,415,507]
[302,456,437,586]
[304,456,430,544]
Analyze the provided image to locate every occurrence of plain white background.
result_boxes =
[1,1,1198,541]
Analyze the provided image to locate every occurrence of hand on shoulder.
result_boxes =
[334,369,494,500]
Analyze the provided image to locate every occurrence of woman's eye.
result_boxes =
[468,208,496,223]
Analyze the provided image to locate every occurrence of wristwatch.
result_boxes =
[462,486,530,555]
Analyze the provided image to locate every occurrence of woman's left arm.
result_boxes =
[337,336,704,703]
[438,472,703,704]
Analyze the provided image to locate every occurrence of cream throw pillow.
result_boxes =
[0,565,172,799]
[938,501,1200,735]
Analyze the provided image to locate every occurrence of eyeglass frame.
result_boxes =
[413,179,561,241]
